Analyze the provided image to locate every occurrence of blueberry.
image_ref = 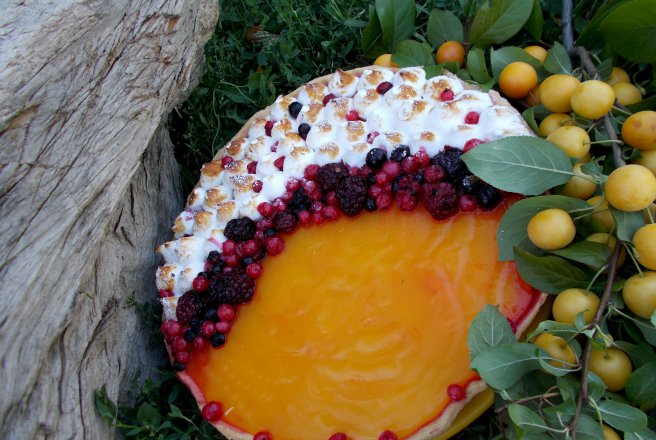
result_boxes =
[298,123,311,140]
[183,330,196,343]
[288,102,303,119]
[210,332,226,348]
[476,184,501,210]
[264,228,277,237]
[204,308,217,321]
[365,197,377,212]
[172,361,186,372]
[461,175,481,194]
[390,145,411,162]
[366,148,388,170]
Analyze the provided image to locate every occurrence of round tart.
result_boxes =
[156,67,547,439]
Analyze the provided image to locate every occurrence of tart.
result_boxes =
[156,66,546,439]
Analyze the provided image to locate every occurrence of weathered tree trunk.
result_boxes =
[0,1,219,438]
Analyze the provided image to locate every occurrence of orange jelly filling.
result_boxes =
[186,202,539,439]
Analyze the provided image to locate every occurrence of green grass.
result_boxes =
[169,0,372,193]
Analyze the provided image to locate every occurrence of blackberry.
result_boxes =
[422,182,459,220]
[460,175,481,194]
[273,211,298,233]
[365,197,377,212]
[298,123,311,140]
[316,163,349,192]
[336,175,368,217]
[172,361,186,372]
[476,184,501,210]
[287,188,313,214]
[224,217,256,242]
[431,148,466,181]
[176,291,205,325]
[390,145,411,162]
[288,101,303,119]
[210,332,226,348]
[209,268,256,305]
[365,148,388,170]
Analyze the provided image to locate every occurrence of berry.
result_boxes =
[217,304,236,322]
[336,176,368,217]
[366,131,380,144]
[193,336,208,351]
[447,384,466,401]
[458,194,477,212]
[298,123,311,140]
[376,193,392,210]
[298,210,312,224]
[422,182,458,220]
[345,109,360,121]
[246,262,263,279]
[264,120,274,136]
[158,289,173,298]
[272,198,287,212]
[424,165,445,183]
[254,432,273,440]
[193,275,210,292]
[242,240,259,256]
[316,163,349,191]
[161,320,183,338]
[172,361,185,372]
[378,431,398,440]
[375,172,390,186]
[175,351,191,364]
[216,321,231,333]
[210,332,226,348]
[432,148,466,181]
[274,156,285,171]
[464,111,480,124]
[201,401,223,422]
[176,291,205,325]
[286,177,301,191]
[183,329,197,343]
[439,88,454,101]
[304,164,320,180]
[247,161,258,174]
[224,218,256,242]
[365,197,377,211]
[414,150,430,168]
[172,336,189,352]
[201,321,215,337]
[323,205,339,220]
[288,189,314,214]
[381,161,401,179]
[460,175,480,194]
[397,191,419,211]
[463,138,484,152]
[272,211,298,233]
[288,101,303,119]
[252,180,263,193]
[329,434,348,440]
[265,236,285,255]
[476,184,501,210]
[376,81,393,94]
[322,93,336,106]
[401,156,418,174]
[366,148,387,170]
[325,191,338,206]
[221,156,234,168]
[390,145,411,162]
[209,268,255,305]
[312,212,325,224]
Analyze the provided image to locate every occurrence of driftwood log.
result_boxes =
[0,1,219,438]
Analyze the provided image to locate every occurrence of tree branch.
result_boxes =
[562,0,575,54]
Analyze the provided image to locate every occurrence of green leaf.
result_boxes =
[626,314,656,346]
[625,429,656,440]
[587,371,608,402]
[469,0,534,48]
[626,361,656,407]
[652,310,656,327]
[426,9,464,46]
[513,248,593,294]
[424,65,445,79]
[490,46,543,79]
[376,0,416,52]
[508,404,549,433]
[496,195,592,261]
[599,0,656,63]
[543,42,572,74]
[598,400,648,432]
[468,305,516,361]
[576,0,626,47]
[94,385,118,423]
[628,95,656,112]
[461,136,573,196]
[523,0,543,40]
[136,403,162,426]
[467,47,492,83]
[575,413,605,440]
[528,320,580,341]
[362,6,386,59]
[614,341,656,368]
[522,107,539,134]
[610,207,645,242]
[471,343,541,389]
[557,375,579,402]
[392,40,436,67]
[549,241,611,270]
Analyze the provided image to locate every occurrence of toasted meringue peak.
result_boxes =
[384,84,420,108]
[329,69,359,97]
[226,137,249,159]
[199,161,225,188]
[245,136,274,161]
[298,102,324,125]
[192,210,215,235]
[172,212,194,238]
[204,186,232,210]
[393,67,426,89]
[186,188,206,210]
[324,97,352,120]
[423,76,465,102]
[271,95,296,120]
[298,82,329,104]
[353,89,383,118]
[247,117,269,138]
[357,68,394,91]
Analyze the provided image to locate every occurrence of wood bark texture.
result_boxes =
[0,1,219,438]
